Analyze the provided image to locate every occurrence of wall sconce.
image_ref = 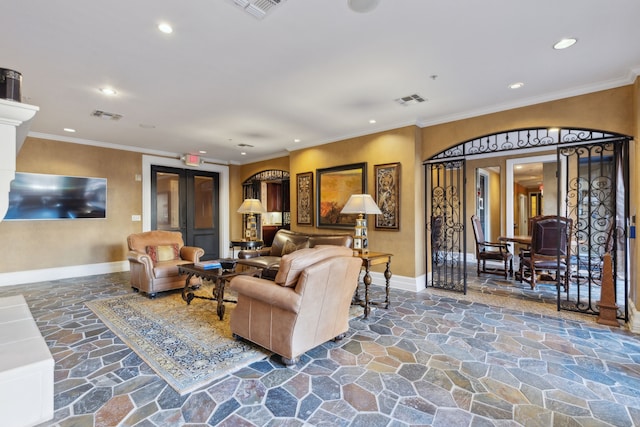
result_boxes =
[340,194,382,253]
[237,198,266,241]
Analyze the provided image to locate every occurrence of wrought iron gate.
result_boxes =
[559,138,629,319]
[426,159,466,292]
[424,128,630,321]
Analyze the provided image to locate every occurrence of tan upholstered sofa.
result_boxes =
[237,229,353,279]
[230,246,362,365]
[127,230,205,298]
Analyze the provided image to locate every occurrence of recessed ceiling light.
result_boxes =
[158,23,173,34]
[99,87,117,96]
[241,152,247,156]
[63,128,76,133]
[553,38,577,50]
[369,119,377,124]
[199,150,207,154]
[508,82,524,90]
[293,139,301,143]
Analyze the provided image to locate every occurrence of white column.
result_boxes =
[0,99,38,220]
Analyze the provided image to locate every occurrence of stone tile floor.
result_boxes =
[1,271,640,426]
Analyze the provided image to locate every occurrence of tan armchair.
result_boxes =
[127,230,205,298]
[229,246,362,365]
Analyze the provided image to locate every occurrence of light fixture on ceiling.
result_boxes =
[553,38,577,50]
[369,119,376,124]
[348,0,380,13]
[508,82,524,90]
[158,23,173,34]
[63,128,76,133]
[99,87,117,96]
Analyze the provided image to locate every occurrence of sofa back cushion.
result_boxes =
[309,234,353,248]
[127,230,184,254]
[270,229,309,256]
[275,246,355,288]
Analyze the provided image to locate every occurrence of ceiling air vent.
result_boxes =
[394,94,426,106]
[91,110,122,120]
[228,0,285,20]
[91,110,123,121]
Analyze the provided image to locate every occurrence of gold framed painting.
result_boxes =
[296,171,313,225]
[374,162,400,230]
[316,162,366,228]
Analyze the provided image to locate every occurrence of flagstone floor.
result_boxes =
[2,271,640,426]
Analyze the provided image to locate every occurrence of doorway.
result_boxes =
[425,128,630,321]
[151,166,220,260]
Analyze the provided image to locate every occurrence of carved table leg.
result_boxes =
[383,259,392,309]
[363,264,372,318]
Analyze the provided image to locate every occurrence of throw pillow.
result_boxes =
[281,240,299,255]
[146,244,180,263]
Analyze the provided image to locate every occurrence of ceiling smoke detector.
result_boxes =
[91,110,123,121]
[229,0,285,19]
[394,94,426,106]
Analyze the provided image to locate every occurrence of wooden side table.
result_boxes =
[354,251,392,318]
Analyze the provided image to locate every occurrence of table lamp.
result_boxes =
[340,194,382,253]
[237,198,266,241]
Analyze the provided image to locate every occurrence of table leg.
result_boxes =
[363,264,371,319]
[181,273,195,305]
[215,278,226,320]
[383,259,391,309]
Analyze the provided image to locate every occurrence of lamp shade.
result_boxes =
[340,194,382,215]
[237,198,266,214]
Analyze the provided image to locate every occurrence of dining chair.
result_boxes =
[471,215,513,278]
[519,215,573,291]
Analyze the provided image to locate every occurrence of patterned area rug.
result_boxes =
[86,287,270,395]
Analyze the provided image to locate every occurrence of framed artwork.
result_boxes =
[316,162,366,228]
[374,162,401,230]
[296,171,313,225]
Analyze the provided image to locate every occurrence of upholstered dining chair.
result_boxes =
[471,215,513,278]
[519,215,573,291]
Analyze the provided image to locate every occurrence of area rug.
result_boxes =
[86,288,270,395]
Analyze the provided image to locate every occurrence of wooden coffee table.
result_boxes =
[178,263,261,320]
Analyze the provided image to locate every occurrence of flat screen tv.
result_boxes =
[4,172,107,220]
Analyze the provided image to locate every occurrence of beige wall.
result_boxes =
[0,137,143,273]
[287,126,422,277]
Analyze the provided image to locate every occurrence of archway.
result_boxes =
[424,127,631,321]
[241,170,290,245]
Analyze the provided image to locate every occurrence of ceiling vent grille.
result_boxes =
[229,0,284,20]
[394,94,426,106]
[91,110,123,121]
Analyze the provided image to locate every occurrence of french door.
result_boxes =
[151,165,220,260]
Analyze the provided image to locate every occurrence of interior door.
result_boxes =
[151,166,220,260]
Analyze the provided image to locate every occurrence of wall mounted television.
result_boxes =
[4,172,107,220]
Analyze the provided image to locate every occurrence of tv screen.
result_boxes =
[4,172,107,220]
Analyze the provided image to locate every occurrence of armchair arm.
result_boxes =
[230,276,301,313]
[238,247,271,259]
[127,250,154,270]
[181,246,205,262]
[481,241,511,253]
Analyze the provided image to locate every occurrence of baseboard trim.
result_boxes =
[627,299,640,333]
[364,271,426,293]
[0,261,130,287]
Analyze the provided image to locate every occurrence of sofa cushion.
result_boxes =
[146,244,180,264]
[275,246,354,288]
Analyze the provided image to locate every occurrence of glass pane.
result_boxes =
[194,176,214,229]
[157,172,180,230]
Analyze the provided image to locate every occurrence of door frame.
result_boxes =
[142,155,230,257]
